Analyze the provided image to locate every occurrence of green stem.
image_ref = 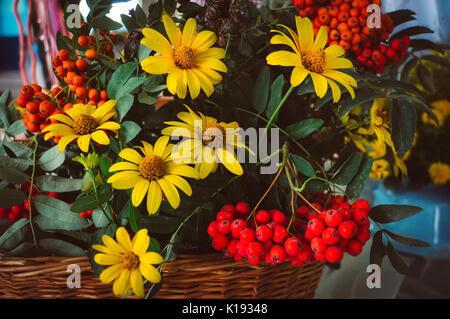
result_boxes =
[265,85,295,132]
[294,176,347,196]
[28,135,38,247]
[87,169,114,222]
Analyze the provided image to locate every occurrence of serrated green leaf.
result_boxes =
[0,165,28,184]
[370,205,423,224]
[332,152,362,185]
[138,92,158,105]
[93,15,122,30]
[107,62,138,99]
[117,77,145,99]
[116,94,134,122]
[347,155,374,198]
[134,4,147,28]
[120,121,141,145]
[290,154,316,177]
[0,157,32,171]
[3,140,33,158]
[38,145,65,171]
[6,120,26,136]
[35,175,82,193]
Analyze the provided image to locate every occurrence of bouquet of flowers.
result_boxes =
[0,0,439,298]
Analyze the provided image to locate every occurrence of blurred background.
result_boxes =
[0,0,449,299]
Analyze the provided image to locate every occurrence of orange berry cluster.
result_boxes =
[292,0,408,73]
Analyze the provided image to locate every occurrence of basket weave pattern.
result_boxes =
[0,253,324,299]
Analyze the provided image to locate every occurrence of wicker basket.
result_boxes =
[0,253,325,299]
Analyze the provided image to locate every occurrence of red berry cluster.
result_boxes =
[0,182,60,222]
[208,202,317,266]
[297,197,371,263]
[291,0,409,73]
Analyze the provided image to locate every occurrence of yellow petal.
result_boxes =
[217,148,243,176]
[327,78,342,103]
[91,130,110,146]
[66,104,87,120]
[115,227,132,251]
[266,50,300,67]
[131,178,150,207]
[99,263,122,283]
[96,121,121,131]
[269,31,299,54]
[132,228,150,256]
[94,253,121,265]
[92,244,118,255]
[113,269,131,297]
[198,160,216,179]
[57,135,77,152]
[186,69,201,99]
[140,251,164,265]
[162,14,181,47]
[313,26,328,50]
[291,66,309,87]
[102,235,126,254]
[191,69,214,97]
[141,55,175,75]
[77,134,91,153]
[108,171,143,189]
[147,181,162,215]
[154,136,170,157]
[49,113,74,126]
[176,69,188,99]
[326,57,353,70]
[167,164,199,179]
[324,44,345,59]
[166,69,179,95]
[93,100,117,123]
[296,16,314,52]
[310,73,328,98]
[139,263,161,283]
[157,178,180,209]
[197,58,227,73]
[163,174,192,196]
[191,30,217,50]
[119,148,143,164]
[196,47,226,60]
[141,141,154,156]
[182,18,197,47]
[109,161,139,172]
[130,269,145,298]
[141,28,173,56]
[197,66,222,85]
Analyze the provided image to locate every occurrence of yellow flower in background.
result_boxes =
[358,98,394,149]
[428,162,450,185]
[432,100,450,117]
[370,159,391,181]
[140,15,226,99]
[93,227,163,297]
[42,100,120,153]
[73,153,99,169]
[161,106,247,179]
[422,100,450,127]
[107,137,198,215]
[266,16,356,102]
[368,140,386,160]
[392,152,408,179]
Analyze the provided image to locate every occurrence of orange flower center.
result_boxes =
[301,50,326,73]
[72,114,98,135]
[139,155,166,181]
[173,46,195,69]
[203,123,226,147]
[121,252,139,270]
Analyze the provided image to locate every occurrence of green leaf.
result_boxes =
[391,26,434,40]
[384,230,431,248]
[116,94,134,122]
[392,94,438,125]
[88,224,118,277]
[252,67,270,114]
[134,4,147,28]
[0,165,28,184]
[9,242,33,256]
[286,118,324,139]
[386,9,416,26]
[3,140,33,158]
[265,74,284,121]
[121,13,136,33]
[38,145,65,172]
[0,157,32,171]
[35,175,82,193]
[416,64,436,93]
[338,88,384,118]
[151,0,163,20]
[164,0,177,15]
[128,202,139,233]
[120,121,141,146]
[138,92,158,105]
[0,218,29,251]
[39,238,86,257]
[70,187,114,213]
[410,39,442,53]
[387,242,409,275]
[139,215,181,234]
[138,43,151,63]
[107,62,138,99]
[391,99,416,157]
[99,155,113,179]
[117,77,145,99]
[369,205,423,224]
[0,188,27,208]
[290,154,315,177]
[346,155,374,198]
[92,206,111,228]
[0,90,10,129]
[305,179,328,192]
[332,152,362,185]
[370,230,386,266]
[421,55,450,69]
[93,15,122,30]
[178,2,203,13]
[149,237,161,253]
[6,120,26,136]
[400,58,418,82]
[56,31,71,51]
[296,79,315,96]
[314,91,334,110]
[33,195,90,230]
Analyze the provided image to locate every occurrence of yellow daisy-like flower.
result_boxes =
[370,159,391,181]
[42,100,120,153]
[72,153,99,169]
[93,227,163,298]
[358,98,394,149]
[428,162,450,185]
[107,136,198,215]
[161,105,246,179]
[368,140,387,160]
[266,16,356,102]
[140,15,226,100]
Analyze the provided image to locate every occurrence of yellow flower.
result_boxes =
[140,15,226,99]
[370,159,391,180]
[266,16,356,102]
[422,109,445,127]
[392,152,408,179]
[161,105,247,179]
[107,137,198,215]
[42,100,120,153]
[428,162,450,185]
[368,140,387,160]
[358,98,394,149]
[93,227,163,297]
[431,100,450,117]
[73,153,99,169]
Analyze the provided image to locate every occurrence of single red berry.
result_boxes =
[325,210,344,227]
[248,254,263,265]
[339,238,349,248]
[322,227,340,245]
[325,246,344,263]
[225,239,238,256]
[217,210,233,221]
[296,247,314,263]
[230,219,248,238]
[8,211,21,222]
[284,237,303,256]
[291,257,305,266]
[352,209,369,226]
[332,196,345,205]
[217,219,231,234]
[304,229,315,241]
[306,210,320,221]
[212,233,229,250]
[11,204,25,216]
[255,225,272,242]
[234,254,245,262]
[240,228,256,242]
[351,199,371,212]
[47,192,60,199]
[296,206,309,218]
[356,227,371,243]
[307,218,326,236]
[255,210,272,225]
[235,202,250,215]
[338,220,358,239]
[236,240,249,257]
[337,202,352,219]
[207,221,218,237]
[221,204,236,215]
[347,240,363,256]
[262,239,274,254]
[271,210,288,226]
[314,252,327,262]
[310,237,328,253]
[247,241,264,257]
[269,245,287,264]
[272,225,288,243]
